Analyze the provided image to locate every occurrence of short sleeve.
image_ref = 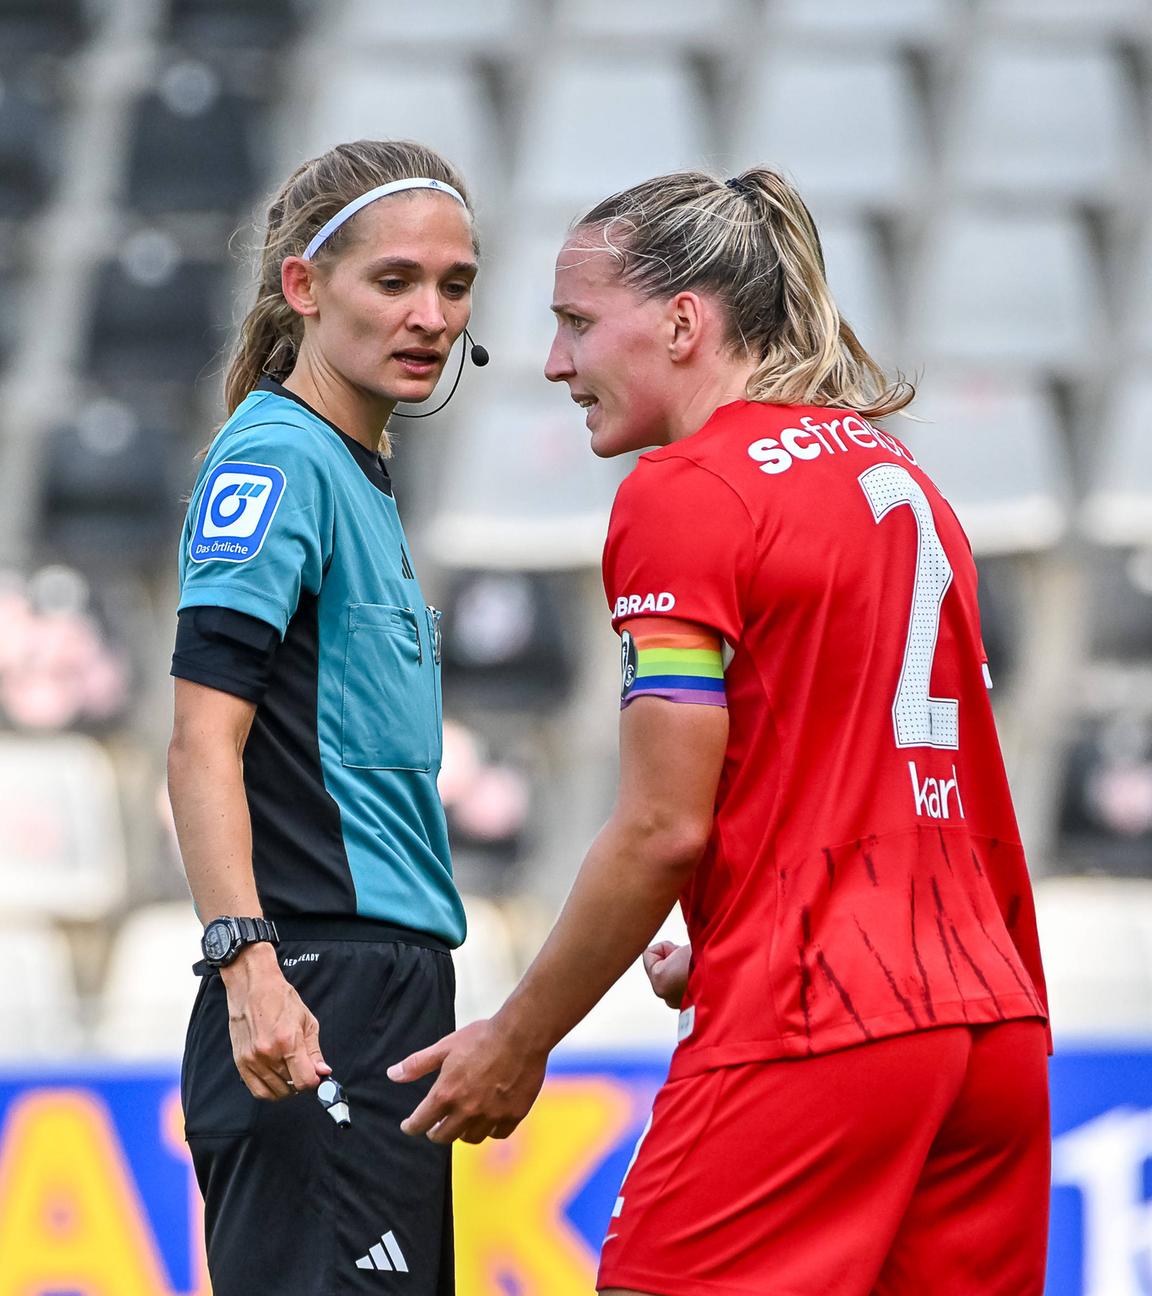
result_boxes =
[602,456,755,643]
[176,424,335,637]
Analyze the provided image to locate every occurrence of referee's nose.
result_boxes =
[406,288,448,340]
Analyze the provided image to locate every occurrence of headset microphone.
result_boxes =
[468,333,490,367]
[391,327,489,419]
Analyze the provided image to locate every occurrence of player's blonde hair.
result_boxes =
[572,168,913,420]
[225,139,476,418]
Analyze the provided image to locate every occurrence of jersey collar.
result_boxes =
[256,377,394,498]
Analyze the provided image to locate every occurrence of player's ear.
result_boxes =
[282,256,320,318]
[666,291,704,363]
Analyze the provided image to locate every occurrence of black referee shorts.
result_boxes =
[181,919,456,1296]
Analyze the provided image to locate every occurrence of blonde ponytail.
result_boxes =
[224,265,303,415]
[573,168,912,421]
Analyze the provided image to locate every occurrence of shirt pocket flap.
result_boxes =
[341,603,436,771]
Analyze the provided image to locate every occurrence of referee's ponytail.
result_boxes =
[225,139,476,417]
[571,168,912,421]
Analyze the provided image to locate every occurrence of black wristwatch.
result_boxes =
[201,915,279,967]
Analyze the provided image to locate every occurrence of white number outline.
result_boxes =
[859,463,959,750]
[610,1112,653,1222]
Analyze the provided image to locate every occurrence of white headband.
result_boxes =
[302,177,468,260]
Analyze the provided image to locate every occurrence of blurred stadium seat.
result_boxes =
[0,264,22,372]
[732,48,925,213]
[0,734,126,920]
[292,59,499,203]
[899,373,1069,554]
[1035,877,1152,1035]
[1058,713,1152,877]
[38,392,184,564]
[440,571,578,711]
[1084,550,1152,661]
[0,920,83,1059]
[83,233,228,384]
[516,53,708,217]
[93,903,203,1058]
[0,0,87,58]
[554,0,741,48]
[331,0,528,53]
[1081,366,1152,547]
[768,0,958,46]
[972,555,1023,686]
[945,43,1138,204]
[479,212,574,374]
[1126,226,1152,359]
[910,209,1103,372]
[977,0,1152,36]
[163,0,301,52]
[124,61,266,216]
[0,71,62,218]
[819,217,897,363]
[426,387,630,569]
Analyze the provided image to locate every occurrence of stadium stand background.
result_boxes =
[1,0,1151,1059]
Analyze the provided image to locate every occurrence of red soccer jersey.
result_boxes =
[602,400,1048,1077]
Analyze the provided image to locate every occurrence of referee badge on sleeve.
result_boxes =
[189,461,287,564]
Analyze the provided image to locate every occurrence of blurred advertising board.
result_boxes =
[0,1049,1148,1295]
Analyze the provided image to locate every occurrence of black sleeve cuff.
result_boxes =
[172,606,281,704]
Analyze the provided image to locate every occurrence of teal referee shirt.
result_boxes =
[176,380,465,947]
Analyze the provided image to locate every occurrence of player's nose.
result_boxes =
[544,333,572,383]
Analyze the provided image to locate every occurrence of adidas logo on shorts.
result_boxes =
[355,1230,409,1273]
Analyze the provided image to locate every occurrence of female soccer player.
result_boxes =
[391,167,1051,1295]
[167,139,479,1295]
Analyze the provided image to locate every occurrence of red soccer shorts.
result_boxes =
[597,1020,1050,1296]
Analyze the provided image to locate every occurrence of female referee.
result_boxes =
[391,167,1051,1295]
[167,139,480,1296]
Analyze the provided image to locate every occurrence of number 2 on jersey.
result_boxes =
[858,463,959,750]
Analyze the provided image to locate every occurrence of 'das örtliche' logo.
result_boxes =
[189,461,287,563]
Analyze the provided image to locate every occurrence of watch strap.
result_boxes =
[233,916,279,945]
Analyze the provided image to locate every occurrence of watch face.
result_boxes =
[203,921,233,963]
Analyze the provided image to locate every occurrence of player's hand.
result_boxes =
[388,1018,548,1145]
[642,940,691,1009]
[220,943,331,1101]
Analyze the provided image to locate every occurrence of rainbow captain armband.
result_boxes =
[620,625,727,708]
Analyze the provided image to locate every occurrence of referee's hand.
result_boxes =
[388,1019,547,1145]
[220,943,332,1101]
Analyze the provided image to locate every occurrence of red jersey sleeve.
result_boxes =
[603,456,756,643]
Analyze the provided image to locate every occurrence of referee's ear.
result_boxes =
[282,256,320,318]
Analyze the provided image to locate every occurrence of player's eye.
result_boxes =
[443,280,471,299]
[569,314,589,332]
[379,277,409,293]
